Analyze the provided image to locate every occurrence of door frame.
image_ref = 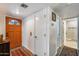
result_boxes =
[64,18,78,50]
[77,17,79,55]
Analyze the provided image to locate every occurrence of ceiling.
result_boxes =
[0,3,79,19]
[0,3,58,17]
[53,3,79,19]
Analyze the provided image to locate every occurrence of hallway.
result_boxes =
[0,3,79,56]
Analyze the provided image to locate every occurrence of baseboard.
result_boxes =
[54,50,57,56]
[58,45,64,56]
[56,45,64,56]
[77,49,79,56]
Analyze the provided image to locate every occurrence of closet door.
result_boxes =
[34,10,47,56]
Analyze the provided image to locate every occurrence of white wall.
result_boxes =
[22,15,35,53]
[59,18,64,47]
[0,16,5,39]
[66,20,77,40]
[55,16,64,55]
[48,8,57,56]
[63,20,66,45]
[56,16,61,49]
[64,18,78,49]
[66,18,77,41]
[48,9,64,56]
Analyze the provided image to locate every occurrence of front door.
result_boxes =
[6,16,22,49]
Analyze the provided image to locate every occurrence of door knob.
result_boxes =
[44,34,46,37]
[34,36,37,38]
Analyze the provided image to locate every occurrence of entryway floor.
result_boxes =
[10,46,78,56]
[10,47,32,56]
[57,46,78,56]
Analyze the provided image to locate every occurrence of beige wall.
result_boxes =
[0,16,5,39]
[66,19,77,41]
[64,18,78,49]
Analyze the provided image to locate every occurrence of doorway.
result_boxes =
[6,16,22,49]
[64,18,78,49]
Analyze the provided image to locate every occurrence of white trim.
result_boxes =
[58,45,64,56]
[77,18,79,55]
[56,45,64,56]
[77,18,78,50]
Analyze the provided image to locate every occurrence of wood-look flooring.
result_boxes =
[11,46,78,56]
[57,46,78,56]
[10,47,32,56]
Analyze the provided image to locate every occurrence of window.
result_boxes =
[8,20,20,25]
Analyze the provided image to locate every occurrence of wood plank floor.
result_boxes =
[56,46,78,56]
[10,47,33,56]
[11,46,78,56]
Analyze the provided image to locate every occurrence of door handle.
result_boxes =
[34,36,37,38]
[44,34,46,37]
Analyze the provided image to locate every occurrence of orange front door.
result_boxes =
[6,16,22,49]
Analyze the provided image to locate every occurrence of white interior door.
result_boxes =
[34,11,47,56]
[49,22,57,55]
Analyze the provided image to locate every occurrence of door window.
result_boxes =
[8,20,20,25]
